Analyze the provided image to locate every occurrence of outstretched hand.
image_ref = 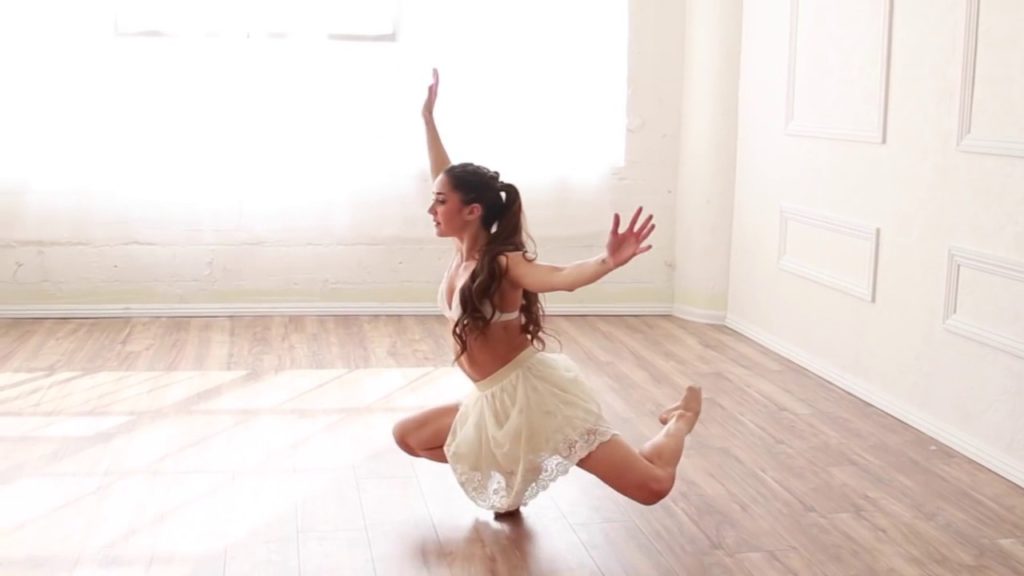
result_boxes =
[422,68,439,119]
[606,207,655,268]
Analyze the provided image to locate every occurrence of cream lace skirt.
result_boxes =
[443,347,617,512]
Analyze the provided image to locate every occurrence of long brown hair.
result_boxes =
[444,163,547,360]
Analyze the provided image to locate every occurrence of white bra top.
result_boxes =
[438,261,521,323]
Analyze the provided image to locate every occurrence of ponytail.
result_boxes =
[491,181,522,239]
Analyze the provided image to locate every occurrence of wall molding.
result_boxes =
[672,304,727,325]
[725,315,1024,489]
[778,205,880,302]
[943,246,1024,359]
[957,0,1024,158]
[785,0,893,143]
[0,303,675,319]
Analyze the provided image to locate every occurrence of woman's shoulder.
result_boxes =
[499,249,540,270]
[496,250,528,273]
[497,249,534,262]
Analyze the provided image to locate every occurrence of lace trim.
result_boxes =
[449,425,617,512]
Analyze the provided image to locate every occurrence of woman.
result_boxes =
[393,69,701,514]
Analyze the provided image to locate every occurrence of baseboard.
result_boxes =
[672,305,727,325]
[0,303,674,319]
[724,315,1024,489]
[547,304,673,316]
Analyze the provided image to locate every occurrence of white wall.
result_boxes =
[728,0,1024,485]
[673,0,742,323]
[0,0,686,315]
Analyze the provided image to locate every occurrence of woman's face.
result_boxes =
[427,173,477,238]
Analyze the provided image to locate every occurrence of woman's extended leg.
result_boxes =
[576,386,702,505]
[392,402,461,463]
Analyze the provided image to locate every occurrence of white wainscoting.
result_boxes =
[957,0,1024,158]
[785,0,892,143]
[778,205,880,302]
[943,246,1024,359]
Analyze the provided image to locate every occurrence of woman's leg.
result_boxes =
[392,402,461,463]
[576,386,702,505]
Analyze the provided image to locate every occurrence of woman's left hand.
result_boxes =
[605,207,655,269]
[423,68,439,119]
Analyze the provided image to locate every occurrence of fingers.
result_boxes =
[636,214,653,236]
[614,207,656,239]
[425,68,439,102]
[626,206,642,232]
[639,222,656,243]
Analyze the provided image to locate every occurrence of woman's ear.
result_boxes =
[463,203,483,221]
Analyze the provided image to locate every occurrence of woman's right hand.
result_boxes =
[422,68,439,120]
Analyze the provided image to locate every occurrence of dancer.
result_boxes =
[393,69,702,514]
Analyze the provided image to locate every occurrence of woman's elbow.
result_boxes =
[558,280,583,293]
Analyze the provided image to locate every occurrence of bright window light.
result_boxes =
[0,0,627,199]
[114,0,398,40]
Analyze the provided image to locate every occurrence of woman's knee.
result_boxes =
[633,470,674,506]
[392,420,419,456]
[392,403,459,459]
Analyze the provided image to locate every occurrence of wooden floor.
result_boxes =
[0,316,1023,576]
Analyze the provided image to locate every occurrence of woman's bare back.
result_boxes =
[441,255,532,382]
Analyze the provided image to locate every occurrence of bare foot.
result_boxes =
[659,386,702,432]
